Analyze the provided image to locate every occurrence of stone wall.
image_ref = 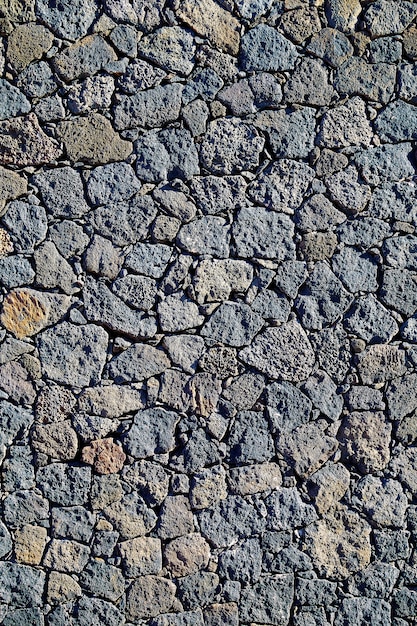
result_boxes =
[0,0,417,624]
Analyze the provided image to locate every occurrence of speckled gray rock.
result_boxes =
[249,159,315,213]
[114,83,183,130]
[332,247,378,293]
[240,24,297,71]
[202,302,263,347]
[344,294,398,343]
[283,57,334,106]
[334,58,396,104]
[318,97,372,148]
[326,166,371,213]
[198,495,265,548]
[53,35,116,81]
[177,215,230,258]
[353,476,407,528]
[135,127,199,181]
[364,0,417,37]
[233,206,295,261]
[67,75,115,115]
[0,562,45,607]
[255,107,315,159]
[354,143,414,185]
[0,256,35,288]
[33,167,89,218]
[126,575,176,621]
[35,0,98,39]
[339,411,391,473]
[0,113,61,167]
[240,574,294,625]
[375,100,417,141]
[325,0,362,32]
[122,408,179,458]
[380,268,417,316]
[37,463,91,506]
[0,80,30,120]
[2,199,47,254]
[306,27,353,67]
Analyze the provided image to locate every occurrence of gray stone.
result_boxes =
[251,290,290,322]
[122,407,179,458]
[296,578,337,606]
[307,462,350,515]
[222,372,265,411]
[114,83,183,130]
[0,256,34,288]
[240,24,297,71]
[326,166,371,213]
[51,506,95,542]
[191,175,247,216]
[34,241,78,294]
[2,445,34,491]
[177,215,229,258]
[118,59,166,93]
[53,34,116,81]
[86,162,141,206]
[240,574,294,625]
[107,343,169,383]
[346,385,385,411]
[337,216,390,249]
[0,113,61,167]
[35,385,76,424]
[112,274,157,311]
[90,474,123,510]
[249,159,315,213]
[109,23,137,57]
[177,571,219,611]
[296,194,345,233]
[3,490,48,528]
[0,359,36,404]
[232,209,289,264]
[240,320,315,381]
[284,57,334,105]
[383,234,417,270]
[79,559,124,602]
[135,127,199,182]
[170,427,222,472]
[0,79,30,120]
[255,107,315,159]
[275,260,308,299]
[157,495,194,539]
[266,487,317,531]
[83,277,156,339]
[348,561,398,599]
[200,118,264,175]
[43,539,90,573]
[193,259,252,304]
[190,466,227,509]
[325,0,362,31]
[335,598,391,626]
[49,221,89,258]
[354,143,414,185]
[306,27,353,67]
[249,71,283,109]
[332,247,378,293]
[227,410,274,464]
[31,420,78,460]
[364,0,417,37]
[318,97,373,148]
[67,75,115,114]
[315,149,349,178]
[267,381,312,433]
[334,58,396,104]
[37,322,108,387]
[126,575,176,621]
[369,36,403,63]
[219,538,261,584]
[2,608,43,626]
[218,79,255,116]
[380,268,417,316]
[151,610,205,626]
[33,167,89,219]
[138,26,195,75]
[84,235,123,280]
[163,334,204,374]
[34,93,65,122]
[357,344,407,385]
[386,373,417,419]
[303,370,343,420]
[73,596,124,626]
[399,63,417,103]
[35,0,98,40]
[2,199,47,253]
[375,100,417,142]
[0,562,45,607]
[338,411,391,473]
[201,302,263,347]
[182,67,224,105]
[228,462,282,496]
[198,495,265,548]
[103,492,157,539]
[37,463,91,506]
[344,294,398,342]
[353,476,407,527]
[88,194,157,246]
[158,292,204,332]
[16,61,56,99]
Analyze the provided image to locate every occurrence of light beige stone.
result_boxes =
[43,539,90,573]
[119,537,162,576]
[7,23,53,71]
[47,572,82,604]
[0,113,61,167]
[229,462,282,496]
[190,466,228,509]
[0,167,27,216]
[176,0,240,54]
[164,533,211,577]
[32,421,78,461]
[339,411,391,473]
[14,525,48,565]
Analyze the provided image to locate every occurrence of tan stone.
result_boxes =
[58,113,132,165]
[404,24,417,60]
[164,533,210,577]
[339,411,391,473]
[303,504,371,579]
[0,228,13,256]
[1,289,49,339]
[0,113,61,167]
[0,0,35,22]
[32,421,79,461]
[119,537,162,576]
[357,344,407,385]
[300,232,338,261]
[188,373,221,417]
[0,167,27,215]
[280,6,322,44]
[190,466,228,509]
[177,0,240,55]
[7,23,53,71]
[126,576,176,621]
[47,572,82,605]
[81,438,126,474]
[43,539,90,573]
[78,385,145,418]
[14,525,48,565]
[229,462,282,496]
[307,462,350,514]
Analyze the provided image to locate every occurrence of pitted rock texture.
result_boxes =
[0,1,417,624]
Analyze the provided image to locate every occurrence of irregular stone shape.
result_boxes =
[107,343,170,383]
[53,34,116,81]
[0,167,27,215]
[32,166,89,218]
[357,344,407,385]
[0,113,61,167]
[0,254,34,289]
[51,506,95,543]
[193,259,252,304]
[1,289,70,339]
[190,175,246,216]
[303,504,371,580]
[163,335,204,375]
[67,75,114,114]
[78,559,124,602]
[135,127,199,182]
[217,78,256,116]
[404,23,417,60]
[201,302,263,348]
[306,27,353,67]
[375,100,417,142]
[47,572,82,604]
[14,525,47,566]
[266,487,317,531]
[88,194,157,246]
[369,36,403,63]
[119,536,162,577]
[156,495,194,540]
[2,444,35,492]
[354,143,414,185]
[249,159,315,213]
[34,240,78,295]
[3,489,49,529]
[277,419,339,479]
[228,462,282,496]
[158,292,204,332]
[37,322,108,387]
[346,386,385,412]
[78,385,145,418]
[31,421,78,460]
[187,373,221,417]
[122,408,179,459]
[35,0,98,39]
[176,0,240,55]
[353,476,407,527]
[338,411,391,473]
[386,374,417,419]
[83,277,156,339]
[59,113,132,165]
[234,206,294,262]
[43,539,90,573]
[0,519,12,559]
[0,359,35,404]
[2,199,47,253]
[240,574,294,625]
[164,533,210,578]
[227,410,274,464]
[7,23,53,71]
[334,58,396,104]
[337,216,391,249]
[335,598,391,626]
[280,5,321,44]
[74,596,124,626]
[0,562,45,607]
[383,234,417,271]
[177,572,219,613]
[16,60,56,99]
[126,576,176,621]
[113,274,157,311]
[103,492,157,539]
[0,404,33,460]
[49,221,89,259]
[318,97,372,148]
[114,83,183,130]
[267,381,312,433]
[380,268,417,316]
[84,234,124,280]
[333,247,378,293]
[189,466,227,510]
[219,538,261,585]
[307,462,350,515]
[325,0,362,31]
[364,0,417,37]
[138,26,195,75]
[223,372,264,411]
[81,438,126,474]
[240,320,315,382]
[37,463,91,507]
[284,57,334,105]
[0,79,30,120]
[240,24,297,71]
[344,294,398,343]
[295,262,353,330]
[254,107,315,159]
[177,215,230,258]
[200,118,264,175]
[326,166,371,213]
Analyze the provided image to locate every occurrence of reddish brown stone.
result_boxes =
[82,438,126,474]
